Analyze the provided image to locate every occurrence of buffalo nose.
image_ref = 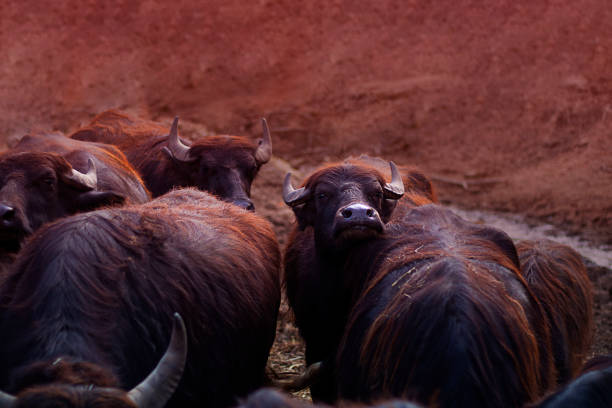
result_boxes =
[341,204,376,220]
[0,204,16,226]
[234,199,255,212]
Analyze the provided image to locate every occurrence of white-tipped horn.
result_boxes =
[254,118,272,164]
[166,117,195,163]
[63,158,97,190]
[127,313,188,408]
[383,161,404,199]
[282,173,310,207]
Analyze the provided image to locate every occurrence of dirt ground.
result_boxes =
[1,0,610,400]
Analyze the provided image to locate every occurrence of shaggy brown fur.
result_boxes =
[336,205,555,407]
[284,158,560,407]
[0,151,128,255]
[284,158,436,402]
[14,131,150,204]
[517,239,594,383]
[71,110,268,209]
[0,189,281,408]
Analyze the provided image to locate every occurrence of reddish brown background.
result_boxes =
[1,0,610,376]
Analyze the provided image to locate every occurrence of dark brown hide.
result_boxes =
[0,152,126,254]
[345,155,437,204]
[284,158,559,407]
[528,355,612,408]
[14,131,150,205]
[283,158,436,402]
[0,189,281,408]
[9,359,136,408]
[580,354,612,374]
[13,386,136,408]
[336,205,554,408]
[70,110,270,209]
[517,239,594,383]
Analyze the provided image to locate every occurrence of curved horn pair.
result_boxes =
[255,118,272,164]
[0,313,188,408]
[165,116,272,165]
[127,313,188,408]
[62,158,98,191]
[165,117,195,163]
[383,161,405,199]
[282,162,404,206]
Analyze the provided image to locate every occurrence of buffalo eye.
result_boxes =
[36,175,57,192]
[314,185,334,205]
[370,190,383,201]
[367,189,383,206]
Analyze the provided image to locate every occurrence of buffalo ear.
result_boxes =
[291,202,316,231]
[405,170,437,202]
[379,199,399,223]
[483,227,521,270]
[74,190,126,211]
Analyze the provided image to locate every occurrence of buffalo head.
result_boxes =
[0,313,187,408]
[161,117,272,211]
[0,152,124,253]
[283,161,404,250]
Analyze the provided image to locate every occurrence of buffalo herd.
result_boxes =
[0,111,607,407]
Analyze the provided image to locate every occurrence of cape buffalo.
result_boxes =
[14,131,150,205]
[0,152,124,255]
[0,132,149,256]
[282,157,440,401]
[0,188,281,408]
[70,110,272,210]
[334,205,554,407]
[281,157,578,407]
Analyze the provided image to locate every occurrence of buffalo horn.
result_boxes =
[127,313,188,408]
[254,118,273,164]
[0,391,15,407]
[62,158,98,191]
[383,161,405,199]
[166,117,195,162]
[282,173,310,207]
